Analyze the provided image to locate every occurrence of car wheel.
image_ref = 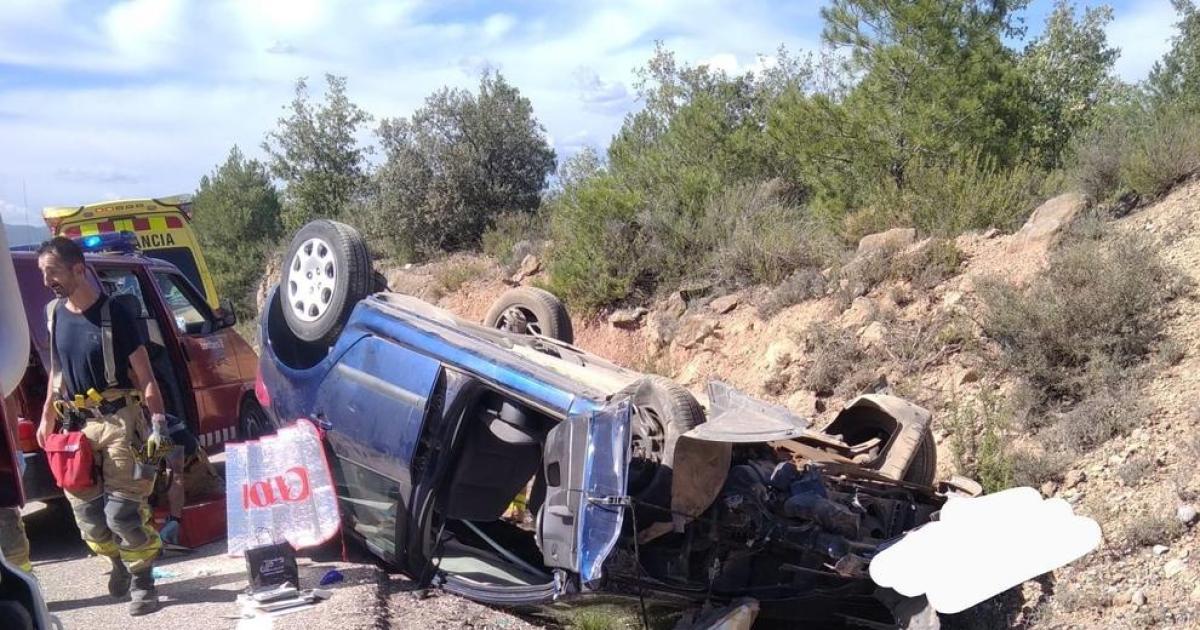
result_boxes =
[483,287,574,343]
[902,428,937,486]
[0,602,33,630]
[620,376,706,511]
[238,398,277,441]
[281,220,373,347]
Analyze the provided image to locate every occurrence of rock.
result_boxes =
[709,294,740,314]
[956,367,981,385]
[1112,590,1132,606]
[1010,192,1087,247]
[857,227,917,256]
[942,291,964,307]
[608,307,648,329]
[644,313,675,348]
[1177,504,1198,526]
[786,391,819,416]
[765,339,801,372]
[1063,470,1086,490]
[509,254,541,282]
[676,359,703,386]
[983,227,1000,239]
[860,322,888,349]
[675,317,718,349]
[1040,481,1058,497]
[1132,589,1147,606]
[1165,559,1186,578]
[664,292,687,318]
[842,297,876,328]
[1190,583,1200,602]
[1154,545,1170,556]
[958,275,976,294]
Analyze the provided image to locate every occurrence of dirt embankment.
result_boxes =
[397,181,1200,628]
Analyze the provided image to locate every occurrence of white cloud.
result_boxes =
[0,0,823,214]
[1107,0,1177,83]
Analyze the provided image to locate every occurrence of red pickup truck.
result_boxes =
[8,235,266,502]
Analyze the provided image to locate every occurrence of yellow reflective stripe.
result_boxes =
[84,538,120,558]
[114,218,134,232]
[80,222,100,236]
[148,216,168,231]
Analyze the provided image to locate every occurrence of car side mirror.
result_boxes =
[216,298,237,329]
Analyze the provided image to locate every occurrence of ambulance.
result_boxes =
[41,195,222,309]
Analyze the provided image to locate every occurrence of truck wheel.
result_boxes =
[483,287,574,344]
[239,398,277,441]
[620,376,706,511]
[281,220,372,347]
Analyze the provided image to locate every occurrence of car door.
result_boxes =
[310,334,443,562]
[539,398,632,586]
[149,270,244,447]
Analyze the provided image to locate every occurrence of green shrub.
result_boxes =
[545,175,648,310]
[1121,104,1200,197]
[1010,449,1071,488]
[1067,102,1200,202]
[1124,512,1185,548]
[799,323,866,396]
[432,259,489,295]
[481,211,548,270]
[848,152,1049,239]
[758,268,827,319]
[979,229,1183,410]
[892,238,964,289]
[1044,384,1143,454]
[704,181,845,287]
[943,391,1013,493]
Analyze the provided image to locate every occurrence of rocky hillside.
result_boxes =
[377,180,1200,628]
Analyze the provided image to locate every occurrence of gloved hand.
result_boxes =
[146,413,174,461]
[160,517,181,545]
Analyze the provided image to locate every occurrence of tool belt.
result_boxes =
[54,388,142,429]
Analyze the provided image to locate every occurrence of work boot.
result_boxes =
[128,569,159,616]
[107,556,131,598]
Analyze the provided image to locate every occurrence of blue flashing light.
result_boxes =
[74,231,140,255]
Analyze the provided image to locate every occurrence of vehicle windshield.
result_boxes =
[145,246,203,297]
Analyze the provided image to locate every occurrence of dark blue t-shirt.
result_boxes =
[53,295,144,397]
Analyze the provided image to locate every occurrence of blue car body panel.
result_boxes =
[260,288,633,595]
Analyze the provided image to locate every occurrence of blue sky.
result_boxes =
[0,0,1182,229]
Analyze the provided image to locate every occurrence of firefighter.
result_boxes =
[35,236,173,616]
[0,394,31,574]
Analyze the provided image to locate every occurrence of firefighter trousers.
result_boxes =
[0,506,31,572]
[63,403,161,573]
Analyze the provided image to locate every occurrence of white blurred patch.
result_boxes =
[869,487,1102,614]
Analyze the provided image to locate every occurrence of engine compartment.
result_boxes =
[622,444,943,601]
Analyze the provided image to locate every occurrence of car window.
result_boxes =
[145,247,204,299]
[153,272,212,335]
[95,268,150,317]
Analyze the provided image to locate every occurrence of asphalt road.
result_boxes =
[22,501,544,630]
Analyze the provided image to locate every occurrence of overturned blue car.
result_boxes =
[257,220,970,627]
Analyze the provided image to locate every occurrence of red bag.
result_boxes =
[44,431,96,490]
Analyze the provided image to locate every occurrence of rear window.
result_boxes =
[146,247,203,295]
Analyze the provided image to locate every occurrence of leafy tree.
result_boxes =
[262,74,372,231]
[192,146,283,316]
[1148,0,1200,109]
[372,71,556,259]
[1021,0,1119,167]
[816,0,1035,194]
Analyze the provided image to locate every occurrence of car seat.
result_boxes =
[443,396,544,522]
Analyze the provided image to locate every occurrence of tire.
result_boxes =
[483,287,574,344]
[902,428,937,486]
[620,376,706,515]
[281,220,373,347]
[0,602,33,630]
[238,398,278,441]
